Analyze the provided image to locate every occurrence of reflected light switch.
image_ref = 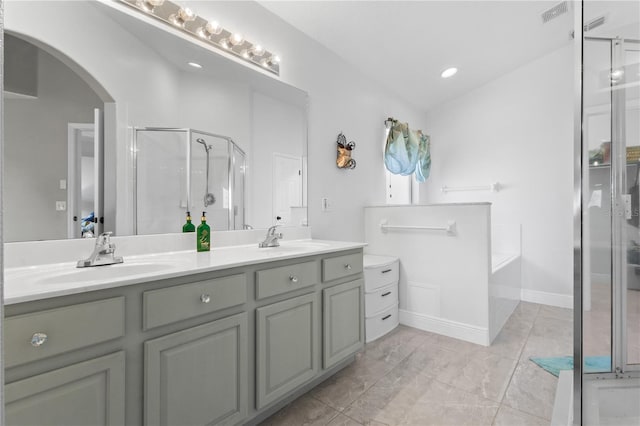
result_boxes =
[55,201,67,211]
[321,197,332,212]
[59,179,67,190]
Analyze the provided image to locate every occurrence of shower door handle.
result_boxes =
[623,194,632,220]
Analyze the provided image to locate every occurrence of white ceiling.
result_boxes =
[259,1,636,113]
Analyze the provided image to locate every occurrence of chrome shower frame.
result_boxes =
[132,127,246,234]
[574,2,640,422]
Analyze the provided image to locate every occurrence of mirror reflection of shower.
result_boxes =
[196,138,216,207]
[134,128,246,234]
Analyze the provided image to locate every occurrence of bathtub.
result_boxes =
[552,371,640,425]
[364,204,522,346]
[489,251,522,342]
[492,252,520,273]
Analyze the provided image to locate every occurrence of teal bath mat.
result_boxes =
[529,356,611,377]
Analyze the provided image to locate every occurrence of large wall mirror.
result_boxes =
[4,1,308,243]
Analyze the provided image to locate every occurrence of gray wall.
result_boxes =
[4,46,102,242]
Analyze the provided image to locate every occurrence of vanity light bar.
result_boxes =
[122,0,280,76]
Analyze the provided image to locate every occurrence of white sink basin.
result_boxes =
[35,262,175,285]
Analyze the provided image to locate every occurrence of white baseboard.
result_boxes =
[399,310,490,346]
[521,289,573,309]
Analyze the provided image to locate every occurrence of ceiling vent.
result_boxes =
[541,1,569,24]
[584,15,606,32]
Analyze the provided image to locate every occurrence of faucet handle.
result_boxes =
[97,232,113,245]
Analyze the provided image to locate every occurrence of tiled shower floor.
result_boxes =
[261,302,571,426]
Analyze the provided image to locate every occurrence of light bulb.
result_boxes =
[220,38,231,49]
[250,44,265,56]
[170,7,195,27]
[241,49,250,59]
[178,7,195,21]
[205,21,222,35]
[229,33,244,46]
[441,67,458,78]
[138,0,164,12]
[198,20,222,38]
[261,55,281,69]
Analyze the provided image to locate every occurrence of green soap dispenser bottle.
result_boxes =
[197,212,211,252]
[182,211,195,233]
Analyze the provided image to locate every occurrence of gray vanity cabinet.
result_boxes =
[5,247,364,425]
[5,351,125,426]
[144,313,248,426]
[322,279,365,369]
[256,292,319,409]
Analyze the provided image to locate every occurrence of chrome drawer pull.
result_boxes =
[382,314,392,321]
[381,292,392,297]
[381,269,392,273]
[200,294,211,304]
[31,332,48,347]
[289,275,299,283]
[345,264,352,270]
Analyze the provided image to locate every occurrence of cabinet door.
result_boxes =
[256,292,318,409]
[323,279,365,369]
[6,352,125,426]
[144,313,247,426]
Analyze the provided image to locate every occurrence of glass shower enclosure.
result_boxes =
[133,128,246,235]
[577,1,640,424]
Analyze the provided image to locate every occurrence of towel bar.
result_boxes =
[441,182,501,193]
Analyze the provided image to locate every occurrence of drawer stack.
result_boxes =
[363,254,399,343]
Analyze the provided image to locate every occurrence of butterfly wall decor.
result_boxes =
[336,132,356,169]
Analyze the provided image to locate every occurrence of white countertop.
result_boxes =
[4,239,366,305]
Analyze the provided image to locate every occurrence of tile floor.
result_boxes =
[261,302,572,426]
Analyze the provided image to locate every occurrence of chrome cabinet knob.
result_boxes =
[289,275,299,283]
[200,294,211,304]
[31,332,48,347]
[345,264,352,270]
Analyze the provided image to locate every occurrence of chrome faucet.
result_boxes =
[77,232,124,268]
[259,224,283,248]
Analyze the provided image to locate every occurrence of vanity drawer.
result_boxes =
[143,274,246,330]
[256,261,318,299]
[364,259,399,292]
[365,303,399,343]
[365,282,398,317]
[4,297,125,368]
[322,252,363,282]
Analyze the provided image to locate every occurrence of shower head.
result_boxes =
[197,137,216,207]
[196,138,211,153]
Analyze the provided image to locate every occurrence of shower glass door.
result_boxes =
[584,34,640,375]
[623,40,640,367]
[580,1,640,423]
[232,145,246,230]
[135,129,188,235]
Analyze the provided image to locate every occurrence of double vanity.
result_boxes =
[4,236,366,425]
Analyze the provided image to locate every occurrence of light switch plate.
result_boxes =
[321,197,332,212]
[55,201,67,211]
[59,179,67,190]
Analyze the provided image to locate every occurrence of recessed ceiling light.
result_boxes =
[188,62,203,69]
[441,67,458,78]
